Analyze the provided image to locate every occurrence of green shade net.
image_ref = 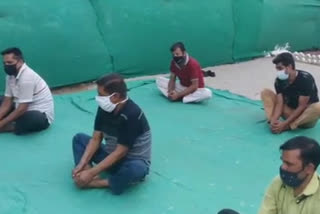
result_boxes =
[0,0,113,92]
[1,0,320,91]
[1,81,320,214]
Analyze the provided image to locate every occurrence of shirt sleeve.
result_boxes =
[299,75,313,97]
[189,61,201,80]
[117,115,138,148]
[258,178,280,214]
[170,61,175,74]
[94,108,103,132]
[16,80,34,103]
[4,77,13,97]
[274,80,282,94]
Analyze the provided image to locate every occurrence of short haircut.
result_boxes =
[170,42,186,52]
[272,52,295,69]
[96,73,127,98]
[280,136,320,169]
[218,209,240,214]
[1,47,24,61]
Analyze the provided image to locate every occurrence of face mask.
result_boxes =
[95,93,128,113]
[173,56,185,65]
[279,167,306,188]
[4,64,18,76]
[277,70,289,80]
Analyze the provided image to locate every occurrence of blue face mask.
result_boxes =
[276,69,289,80]
[279,167,306,188]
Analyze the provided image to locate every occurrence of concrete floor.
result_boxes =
[53,57,320,100]
[52,74,168,95]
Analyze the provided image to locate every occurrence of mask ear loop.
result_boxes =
[296,162,310,185]
[109,93,116,98]
[122,96,129,103]
[112,92,128,105]
[119,96,129,104]
[301,160,315,173]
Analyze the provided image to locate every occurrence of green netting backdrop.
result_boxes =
[0,0,319,91]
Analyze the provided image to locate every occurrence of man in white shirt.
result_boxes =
[0,47,54,135]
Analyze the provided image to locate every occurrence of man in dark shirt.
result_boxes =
[156,42,212,103]
[71,73,152,195]
[261,52,320,134]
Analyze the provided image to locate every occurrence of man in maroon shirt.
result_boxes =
[156,42,212,103]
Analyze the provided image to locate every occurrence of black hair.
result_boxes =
[1,47,24,61]
[170,42,186,52]
[272,52,295,69]
[280,136,320,169]
[96,73,127,98]
[218,209,240,214]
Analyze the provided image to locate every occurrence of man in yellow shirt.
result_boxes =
[258,136,320,214]
[217,136,320,214]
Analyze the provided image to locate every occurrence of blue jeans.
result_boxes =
[72,133,150,195]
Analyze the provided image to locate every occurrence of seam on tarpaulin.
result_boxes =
[88,0,116,72]
[231,0,237,62]
[127,80,155,91]
[299,3,320,8]
[231,0,266,61]
[70,98,94,115]
[69,81,154,114]
[151,170,193,192]
[213,91,262,107]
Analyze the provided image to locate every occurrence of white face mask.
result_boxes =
[277,70,289,80]
[95,93,128,113]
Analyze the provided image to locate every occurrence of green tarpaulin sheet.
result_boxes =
[1,81,320,214]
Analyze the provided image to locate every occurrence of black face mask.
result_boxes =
[173,56,185,65]
[279,166,307,188]
[4,64,18,76]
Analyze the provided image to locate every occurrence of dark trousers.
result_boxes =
[0,96,50,135]
[72,133,150,195]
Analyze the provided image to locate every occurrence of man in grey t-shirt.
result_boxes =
[0,47,54,135]
[72,73,151,195]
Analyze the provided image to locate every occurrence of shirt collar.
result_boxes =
[113,97,130,116]
[184,53,190,65]
[16,63,27,80]
[300,172,319,197]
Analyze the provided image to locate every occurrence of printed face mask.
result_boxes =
[279,166,307,188]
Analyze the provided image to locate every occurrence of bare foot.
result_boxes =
[86,178,109,188]
[93,175,101,180]
[0,123,15,133]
